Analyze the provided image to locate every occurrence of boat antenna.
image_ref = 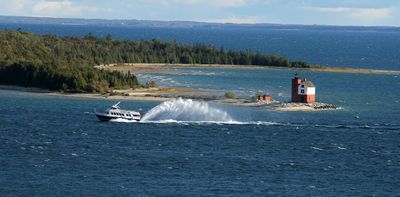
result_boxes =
[112,101,121,109]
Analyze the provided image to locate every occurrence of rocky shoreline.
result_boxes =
[275,102,338,111]
[218,99,338,111]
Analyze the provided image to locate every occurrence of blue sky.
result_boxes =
[0,0,399,26]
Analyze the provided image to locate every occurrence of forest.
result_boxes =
[0,30,310,92]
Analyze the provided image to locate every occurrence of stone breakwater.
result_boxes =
[276,102,338,111]
[219,98,339,111]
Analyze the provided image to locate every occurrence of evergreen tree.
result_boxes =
[0,30,311,93]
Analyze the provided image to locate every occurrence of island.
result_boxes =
[1,30,397,111]
[0,29,315,93]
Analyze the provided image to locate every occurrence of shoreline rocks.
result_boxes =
[219,99,339,111]
[277,102,338,111]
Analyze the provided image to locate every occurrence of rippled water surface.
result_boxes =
[1,66,400,195]
[1,22,400,195]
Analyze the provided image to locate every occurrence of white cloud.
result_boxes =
[206,16,266,24]
[9,0,29,12]
[0,0,32,15]
[157,0,249,8]
[31,0,104,17]
[348,8,393,21]
[214,0,247,7]
[304,6,394,22]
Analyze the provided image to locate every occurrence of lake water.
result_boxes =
[1,66,399,196]
[0,23,399,195]
[0,23,400,70]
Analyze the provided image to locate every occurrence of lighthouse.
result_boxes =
[291,74,316,103]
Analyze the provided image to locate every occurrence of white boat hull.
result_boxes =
[95,112,140,122]
[95,102,141,122]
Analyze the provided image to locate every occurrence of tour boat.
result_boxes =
[95,102,141,122]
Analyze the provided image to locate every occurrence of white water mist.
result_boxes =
[141,98,234,123]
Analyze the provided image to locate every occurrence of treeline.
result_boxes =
[0,62,138,93]
[0,30,139,92]
[0,30,310,92]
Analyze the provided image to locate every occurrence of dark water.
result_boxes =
[1,66,400,196]
[0,90,399,196]
[1,23,399,70]
[1,22,400,195]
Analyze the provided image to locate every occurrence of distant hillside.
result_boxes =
[1,15,399,31]
[0,30,310,92]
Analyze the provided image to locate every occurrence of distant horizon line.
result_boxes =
[1,15,399,28]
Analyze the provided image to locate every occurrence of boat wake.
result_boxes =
[138,98,299,126]
[105,98,400,131]
[140,119,281,125]
[140,98,235,123]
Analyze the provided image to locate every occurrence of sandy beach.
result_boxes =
[0,85,214,102]
[96,63,400,75]
[0,85,338,111]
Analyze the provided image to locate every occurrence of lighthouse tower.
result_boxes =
[291,74,302,102]
[291,74,316,103]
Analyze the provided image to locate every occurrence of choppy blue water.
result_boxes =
[1,66,400,195]
[138,67,400,124]
[0,23,399,70]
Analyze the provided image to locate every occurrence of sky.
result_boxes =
[0,0,399,26]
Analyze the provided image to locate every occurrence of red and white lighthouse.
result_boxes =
[291,74,316,103]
